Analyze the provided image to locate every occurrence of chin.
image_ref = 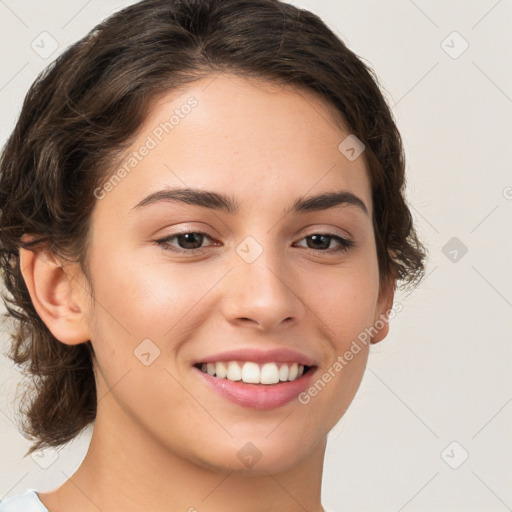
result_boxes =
[187,430,323,475]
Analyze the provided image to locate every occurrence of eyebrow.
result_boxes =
[131,187,369,216]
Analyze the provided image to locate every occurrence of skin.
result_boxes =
[20,73,395,512]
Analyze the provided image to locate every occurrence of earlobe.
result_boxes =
[19,244,91,346]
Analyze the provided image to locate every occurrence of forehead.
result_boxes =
[95,73,372,220]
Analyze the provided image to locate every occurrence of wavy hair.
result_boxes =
[0,0,426,456]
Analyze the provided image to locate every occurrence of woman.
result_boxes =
[0,0,426,510]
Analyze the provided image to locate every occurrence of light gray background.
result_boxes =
[1,1,511,511]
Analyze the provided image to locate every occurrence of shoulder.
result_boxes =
[0,490,49,512]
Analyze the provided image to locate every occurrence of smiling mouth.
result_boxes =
[194,361,313,385]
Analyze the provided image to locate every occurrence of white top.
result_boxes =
[0,490,48,511]
[0,489,335,512]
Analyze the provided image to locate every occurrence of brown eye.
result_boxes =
[155,231,354,256]
[174,232,206,250]
[295,233,354,254]
[156,230,215,254]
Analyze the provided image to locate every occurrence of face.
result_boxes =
[76,73,392,473]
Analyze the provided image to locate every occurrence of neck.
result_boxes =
[43,395,327,512]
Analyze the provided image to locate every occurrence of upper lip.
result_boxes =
[195,348,317,367]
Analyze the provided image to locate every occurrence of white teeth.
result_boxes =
[199,361,307,384]
[288,362,298,381]
[215,361,227,379]
[260,363,280,384]
[227,361,242,381]
[241,362,260,383]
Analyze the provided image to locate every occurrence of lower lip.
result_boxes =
[194,366,316,410]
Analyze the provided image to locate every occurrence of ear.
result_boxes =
[19,240,91,345]
[370,272,397,345]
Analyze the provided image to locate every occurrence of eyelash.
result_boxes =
[154,230,355,256]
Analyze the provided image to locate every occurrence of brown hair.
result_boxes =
[0,0,426,456]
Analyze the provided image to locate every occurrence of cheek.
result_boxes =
[88,249,204,341]
[296,274,378,431]
[311,256,380,349]
[302,251,379,399]
[85,253,205,420]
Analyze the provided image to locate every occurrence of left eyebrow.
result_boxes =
[130,187,369,216]
[290,190,369,216]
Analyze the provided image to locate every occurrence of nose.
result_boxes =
[220,242,305,331]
